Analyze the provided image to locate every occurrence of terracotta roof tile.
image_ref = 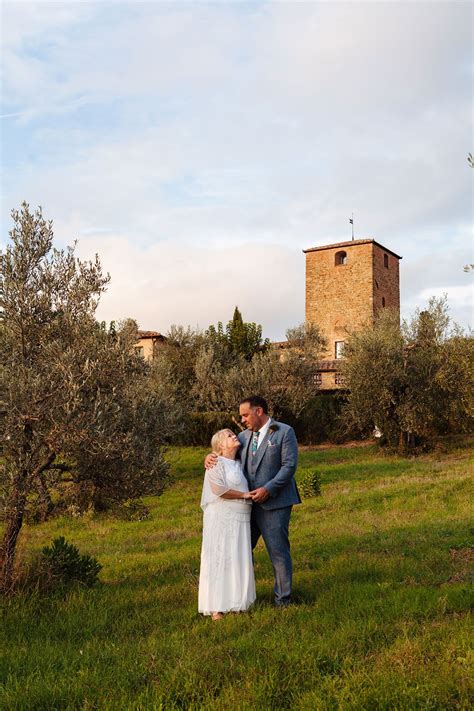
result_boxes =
[137,330,165,339]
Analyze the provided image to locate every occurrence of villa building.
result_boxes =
[133,330,166,362]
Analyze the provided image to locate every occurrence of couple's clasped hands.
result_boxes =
[231,486,269,503]
[246,486,270,503]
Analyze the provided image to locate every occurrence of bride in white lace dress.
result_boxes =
[198,429,256,620]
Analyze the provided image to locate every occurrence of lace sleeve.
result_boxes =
[200,459,231,510]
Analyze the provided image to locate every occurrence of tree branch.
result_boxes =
[31,451,57,479]
[49,462,73,472]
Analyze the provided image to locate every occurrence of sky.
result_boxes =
[1,0,472,340]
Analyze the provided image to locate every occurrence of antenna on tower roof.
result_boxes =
[349,213,354,240]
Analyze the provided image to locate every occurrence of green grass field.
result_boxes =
[1,439,473,710]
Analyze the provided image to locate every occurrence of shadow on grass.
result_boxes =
[14,518,463,612]
[2,518,471,711]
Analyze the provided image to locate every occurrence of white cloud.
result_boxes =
[1,1,472,333]
[400,242,474,329]
[74,235,304,340]
[418,284,473,308]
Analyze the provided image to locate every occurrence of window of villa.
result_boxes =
[384,253,389,268]
[134,346,144,358]
[335,251,347,266]
[335,341,345,359]
[382,297,386,307]
[335,372,345,386]
[314,372,322,386]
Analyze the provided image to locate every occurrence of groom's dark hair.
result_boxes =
[240,395,268,413]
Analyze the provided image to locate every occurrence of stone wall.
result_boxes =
[372,244,400,315]
[305,241,375,359]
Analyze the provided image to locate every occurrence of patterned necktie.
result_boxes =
[252,431,260,455]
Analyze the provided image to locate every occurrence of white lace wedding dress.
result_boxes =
[198,457,256,615]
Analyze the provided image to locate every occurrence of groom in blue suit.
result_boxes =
[237,395,301,606]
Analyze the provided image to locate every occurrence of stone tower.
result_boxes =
[303,239,401,385]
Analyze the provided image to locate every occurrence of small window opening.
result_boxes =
[335,251,347,266]
[382,297,386,307]
[384,254,389,268]
[335,341,345,359]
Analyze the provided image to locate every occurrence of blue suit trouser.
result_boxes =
[251,505,293,605]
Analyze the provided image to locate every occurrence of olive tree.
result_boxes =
[192,322,325,423]
[341,297,473,449]
[0,204,170,591]
[149,316,326,445]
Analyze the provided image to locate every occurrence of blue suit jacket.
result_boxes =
[238,419,301,510]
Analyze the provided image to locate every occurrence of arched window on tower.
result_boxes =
[384,253,389,268]
[382,297,386,307]
[335,251,347,266]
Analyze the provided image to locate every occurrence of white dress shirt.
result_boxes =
[254,417,272,450]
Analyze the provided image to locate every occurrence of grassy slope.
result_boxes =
[1,440,473,710]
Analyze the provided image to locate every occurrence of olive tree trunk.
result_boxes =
[0,482,28,593]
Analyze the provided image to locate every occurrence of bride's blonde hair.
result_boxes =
[211,428,233,455]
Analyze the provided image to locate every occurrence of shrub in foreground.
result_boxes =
[298,471,322,497]
[40,536,102,589]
